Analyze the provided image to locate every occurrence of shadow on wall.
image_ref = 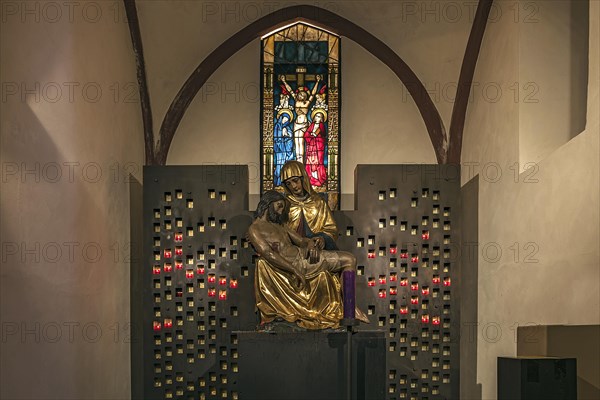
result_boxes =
[569,0,589,140]
[1,93,113,399]
[460,175,483,400]
[129,176,144,400]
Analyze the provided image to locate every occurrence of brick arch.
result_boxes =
[155,5,447,165]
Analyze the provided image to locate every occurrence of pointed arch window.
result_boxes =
[261,22,340,209]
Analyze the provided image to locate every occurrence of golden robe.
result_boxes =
[255,255,369,329]
[254,258,343,330]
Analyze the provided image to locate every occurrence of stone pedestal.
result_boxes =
[237,330,386,400]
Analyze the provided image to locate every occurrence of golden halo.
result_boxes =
[310,108,327,122]
[276,108,294,121]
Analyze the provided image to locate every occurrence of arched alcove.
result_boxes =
[157,5,447,165]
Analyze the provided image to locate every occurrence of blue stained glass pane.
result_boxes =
[274,42,328,64]
[301,42,328,63]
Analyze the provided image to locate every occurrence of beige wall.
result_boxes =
[142,0,471,207]
[461,1,599,399]
[519,0,590,168]
[0,1,144,398]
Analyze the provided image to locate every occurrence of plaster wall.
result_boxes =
[519,0,590,168]
[0,1,144,398]
[461,1,599,399]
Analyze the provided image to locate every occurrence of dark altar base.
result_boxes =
[137,164,461,400]
[237,330,386,400]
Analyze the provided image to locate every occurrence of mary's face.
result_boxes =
[284,176,305,197]
[314,113,322,123]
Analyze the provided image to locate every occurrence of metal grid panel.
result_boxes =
[336,165,461,400]
[143,166,254,400]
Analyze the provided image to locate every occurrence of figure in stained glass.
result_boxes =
[273,107,295,187]
[304,109,327,186]
[279,74,323,162]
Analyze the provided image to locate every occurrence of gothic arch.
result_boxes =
[154,5,448,165]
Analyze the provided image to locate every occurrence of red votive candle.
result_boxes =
[342,270,356,319]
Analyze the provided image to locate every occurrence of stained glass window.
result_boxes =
[261,22,340,209]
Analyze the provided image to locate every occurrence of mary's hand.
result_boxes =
[313,236,325,250]
[309,248,320,264]
[307,238,322,263]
